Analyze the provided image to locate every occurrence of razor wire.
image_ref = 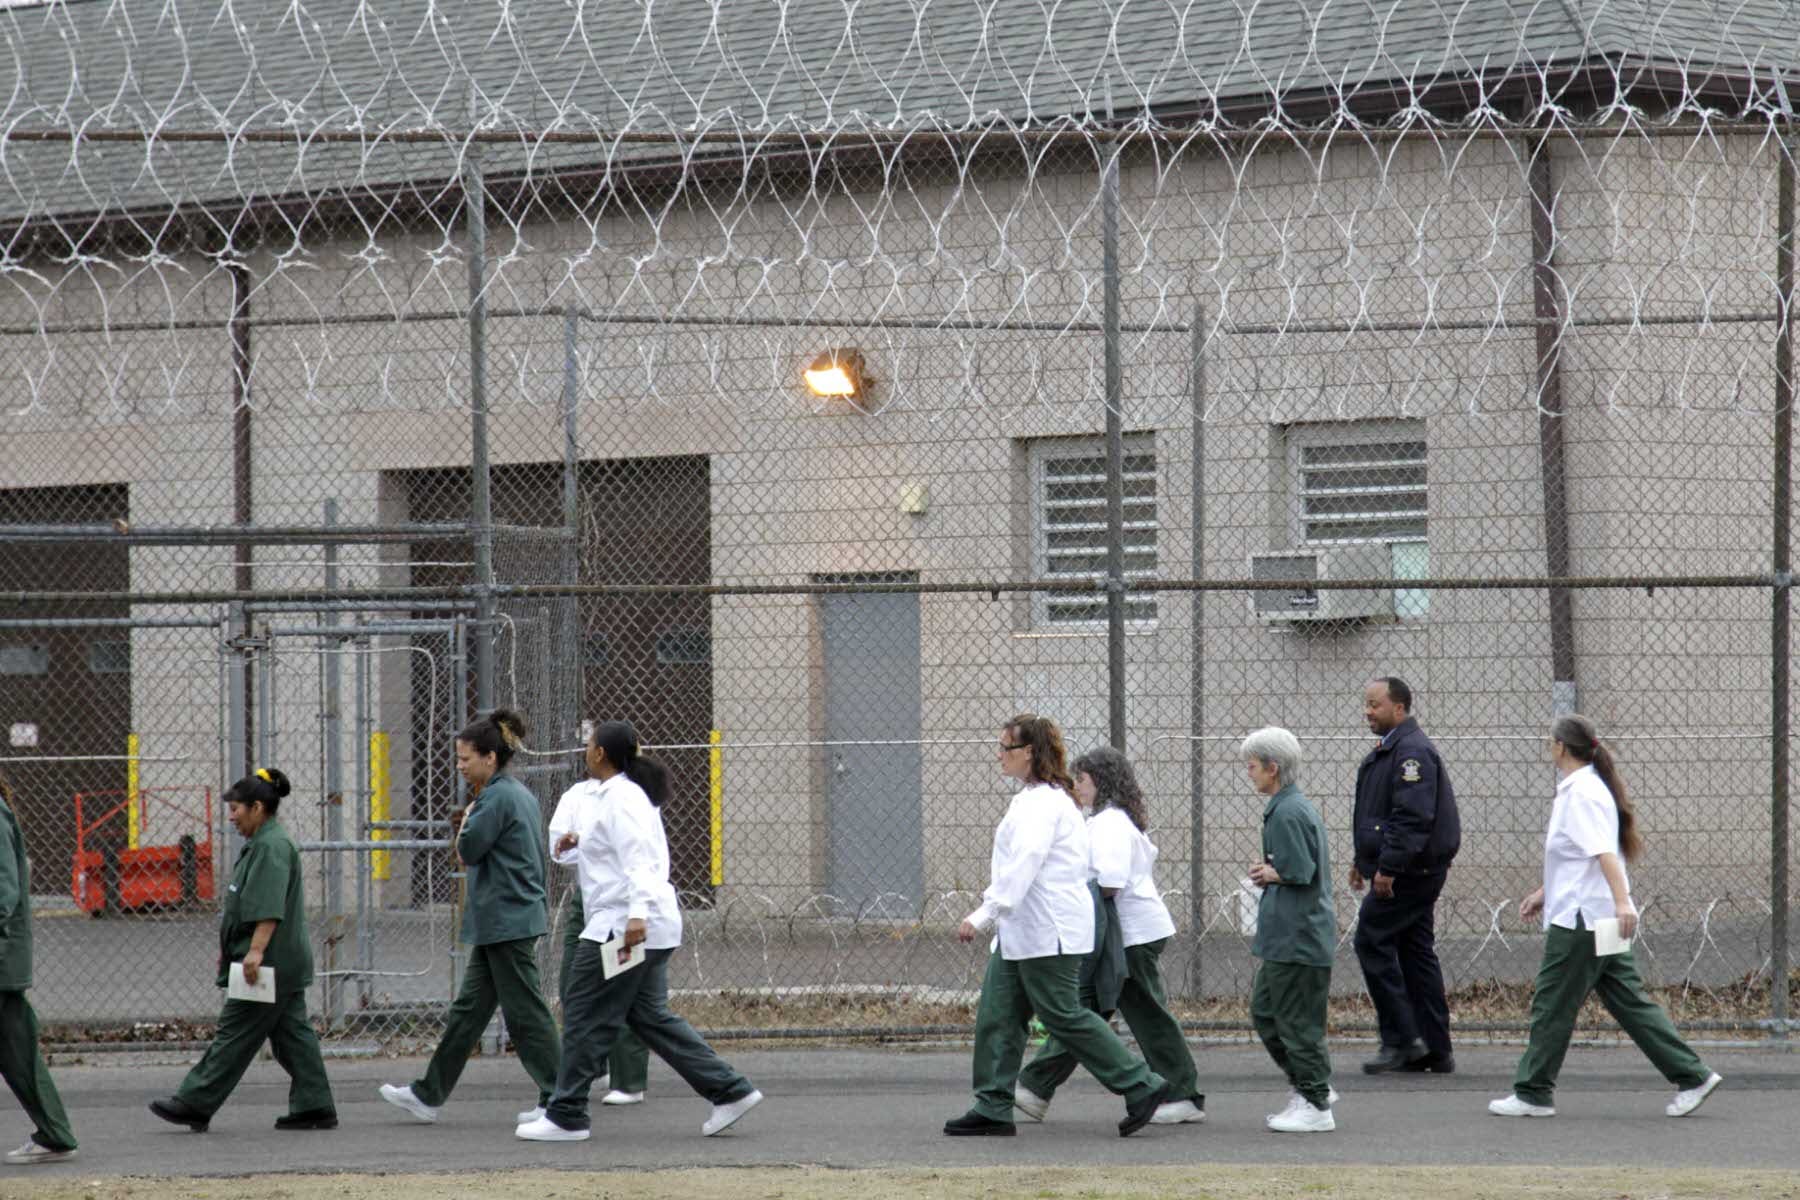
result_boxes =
[0,0,1797,1044]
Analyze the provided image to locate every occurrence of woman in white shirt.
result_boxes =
[1488,714,1722,1119]
[545,777,651,1109]
[1013,746,1201,1126]
[944,713,1171,1138]
[517,721,763,1142]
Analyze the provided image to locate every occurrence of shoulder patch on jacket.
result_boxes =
[1400,758,1422,783]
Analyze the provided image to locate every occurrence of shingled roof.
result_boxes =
[2,0,1797,223]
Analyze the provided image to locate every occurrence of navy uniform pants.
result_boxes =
[1352,868,1452,1057]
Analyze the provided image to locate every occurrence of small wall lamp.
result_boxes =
[803,348,873,403]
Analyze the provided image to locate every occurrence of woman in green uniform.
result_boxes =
[148,768,337,1132]
[380,708,561,1126]
[0,771,79,1164]
[1242,727,1338,1134]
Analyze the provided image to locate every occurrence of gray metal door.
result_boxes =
[820,585,923,917]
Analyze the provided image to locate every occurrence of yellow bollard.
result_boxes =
[709,729,723,887]
[126,732,141,850]
[370,731,391,881]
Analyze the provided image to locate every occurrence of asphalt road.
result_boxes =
[12,1042,1796,1178]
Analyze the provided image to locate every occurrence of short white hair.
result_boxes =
[1240,726,1302,785]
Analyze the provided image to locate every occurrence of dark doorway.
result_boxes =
[0,484,131,898]
[396,456,713,901]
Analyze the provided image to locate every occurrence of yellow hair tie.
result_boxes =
[255,768,273,783]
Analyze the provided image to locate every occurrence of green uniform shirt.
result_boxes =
[1252,784,1336,968]
[217,818,314,993]
[456,771,549,946]
[0,792,34,991]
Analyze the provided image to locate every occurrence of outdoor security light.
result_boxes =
[803,348,871,401]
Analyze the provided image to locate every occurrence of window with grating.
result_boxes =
[1295,434,1427,544]
[1288,420,1429,618]
[1031,436,1159,627]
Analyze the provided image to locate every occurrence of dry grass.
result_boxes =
[8,1166,1799,1200]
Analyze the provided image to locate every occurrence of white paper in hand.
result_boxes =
[1591,917,1631,957]
[600,933,647,979]
[227,961,277,1002]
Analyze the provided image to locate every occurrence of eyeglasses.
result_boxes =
[999,741,1029,752]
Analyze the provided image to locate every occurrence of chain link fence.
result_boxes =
[0,1,1796,1046]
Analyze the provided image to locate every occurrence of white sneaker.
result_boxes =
[1267,1086,1339,1125]
[1012,1085,1050,1122]
[515,1116,590,1142]
[601,1090,645,1106]
[1666,1072,1722,1118]
[1149,1098,1205,1124]
[1267,1100,1335,1132]
[1265,1092,1303,1126]
[378,1084,440,1124]
[1488,1094,1556,1118]
[4,1140,76,1166]
[516,1105,546,1125]
[701,1089,763,1136]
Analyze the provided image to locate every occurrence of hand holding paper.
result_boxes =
[228,960,277,1002]
[1592,916,1632,957]
[600,932,647,979]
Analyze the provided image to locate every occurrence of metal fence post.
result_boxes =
[560,306,583,749]
[466,143,497,714]
[320,498,344,1025]
[1187,300,1207,998]
[1772,130,1795,1031]
[1102,150,1126,751]
[1529,133,1578,716]
[225,600,250,860]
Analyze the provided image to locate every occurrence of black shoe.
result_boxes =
[148,1098,210,1133]
[943,1110,1015,1137]
[1119,1081,1172,1137]
[1400,1051,1456,1074]
[274,1108,339,1130]
[1362,1038,1430,1074]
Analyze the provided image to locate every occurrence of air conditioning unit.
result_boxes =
[1249,544,1394,624]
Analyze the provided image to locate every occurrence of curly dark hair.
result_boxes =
[1071,745,1149,831]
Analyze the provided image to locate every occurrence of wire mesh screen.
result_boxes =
[0,1,1795,1044]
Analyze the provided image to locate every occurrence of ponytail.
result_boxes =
[591,719,670,807]
[459,708,529,769]
[225,767,292,815]
[1551,714,1642,862]
[1589,743,1642,862]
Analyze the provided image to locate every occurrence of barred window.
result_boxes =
[1031,436,1159,627]
[1288,420,1430,618]
[1293,428,1427,544]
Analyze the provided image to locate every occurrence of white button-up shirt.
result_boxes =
[965,782,1094,960]
[1542,764,1631,931]
[552,773,683,949]
[547,778,600,887]
[1088,806,1177,948]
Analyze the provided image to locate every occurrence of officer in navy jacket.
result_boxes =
[1350,676,1460,1075]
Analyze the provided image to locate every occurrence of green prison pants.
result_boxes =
[412,936,560,1107]
[970,950,1163,1123]
[1250,960,1332,1110]
[0,991,76,1151]
[1512,917,1710,1107]
[1017,937,1199,1102]
[559,896,650,1093]
[174,992,335,1118]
